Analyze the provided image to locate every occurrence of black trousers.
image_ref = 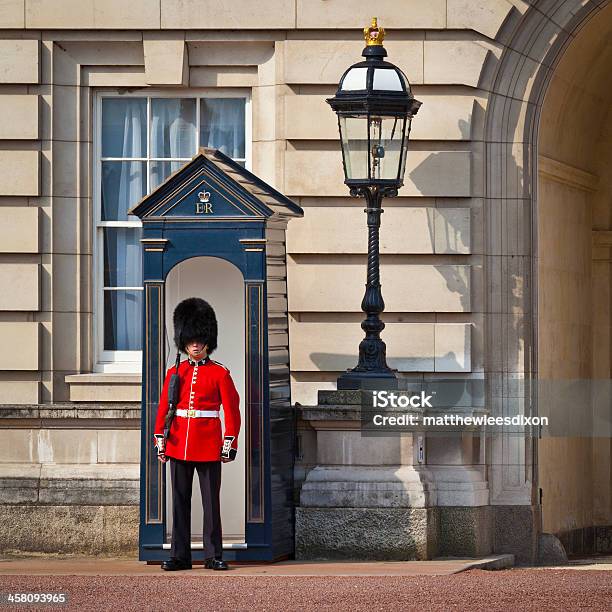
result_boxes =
[169,457,223,561]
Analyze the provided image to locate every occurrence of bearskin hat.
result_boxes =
[173,297,217,354]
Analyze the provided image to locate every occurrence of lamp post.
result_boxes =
[327,17,421,390]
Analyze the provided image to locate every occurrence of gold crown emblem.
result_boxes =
[364,17,385,46]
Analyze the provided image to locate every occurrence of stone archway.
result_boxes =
[480,0,611,561]
[537,6,612,554]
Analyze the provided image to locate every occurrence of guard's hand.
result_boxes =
[154,434,168,463]
[221,436,237,462]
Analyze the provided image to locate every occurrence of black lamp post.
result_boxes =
[327,17,421,390]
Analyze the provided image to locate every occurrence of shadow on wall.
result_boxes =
[410,107,525,370]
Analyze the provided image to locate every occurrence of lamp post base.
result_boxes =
[337,368,399,390]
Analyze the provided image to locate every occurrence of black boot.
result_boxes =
[161,557,192,571]
[204,557,228,570]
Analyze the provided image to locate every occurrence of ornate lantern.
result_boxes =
[327,18,422,389]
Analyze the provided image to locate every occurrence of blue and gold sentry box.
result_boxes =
[130,148,303,562]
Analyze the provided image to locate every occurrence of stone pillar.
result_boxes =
[295,388,492,560]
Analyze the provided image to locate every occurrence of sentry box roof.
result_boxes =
[129,147,303,221]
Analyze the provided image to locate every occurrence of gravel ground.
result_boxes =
[0,569,611,611]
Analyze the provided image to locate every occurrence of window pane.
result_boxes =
[101,98,147,158]
[200,98,245,159]
[150,160,186,191]
[151,98,197,159]
[103,227,143,287]
[104,289,143,351]
[101,161,146,221]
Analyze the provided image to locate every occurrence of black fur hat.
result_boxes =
[173,297,217,354]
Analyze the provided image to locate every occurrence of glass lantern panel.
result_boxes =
[339,115,369,180]
[400,117,413,182]
[340,67,368,91]
[368,115,406,181]
[372,68,403,91]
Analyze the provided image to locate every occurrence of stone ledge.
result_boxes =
[65,374,142,403]
[0,478,139,505]
[299,465,489,508]
[0,403,140,421]
[65,374,141,383]
[298,401,488,429]
[0,462,138,479]
[538,155,599,193]
[297,403,362,422]
[0,463,139,505]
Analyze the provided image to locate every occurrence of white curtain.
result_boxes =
[107,100,145,351]
[149,99,196,189]
[200,99,245,159]
[151,98,196,159]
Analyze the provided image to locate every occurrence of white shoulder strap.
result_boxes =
[211,359,229,371]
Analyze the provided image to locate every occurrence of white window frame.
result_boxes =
[93,89,252,373]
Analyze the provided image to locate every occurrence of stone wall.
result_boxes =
[0,404,139,555]
[0,0,610,559]
[0,0,514,407]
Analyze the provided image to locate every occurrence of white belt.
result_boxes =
[176,409,219,418]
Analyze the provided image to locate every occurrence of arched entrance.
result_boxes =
[479,0,612,561]
[537,5,612,553]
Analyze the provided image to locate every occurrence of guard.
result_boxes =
[153,297,241,571]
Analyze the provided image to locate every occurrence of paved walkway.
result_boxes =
[0,555,512,576]
[564,555,612,571]
[1,556,612,611]
[0,562,611,611]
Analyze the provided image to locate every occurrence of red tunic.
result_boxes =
[153,357,241,462]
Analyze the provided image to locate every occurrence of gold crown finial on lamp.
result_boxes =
[364,17,385,46]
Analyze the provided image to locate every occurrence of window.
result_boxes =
[94,92,249,372]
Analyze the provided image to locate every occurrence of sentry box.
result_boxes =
[130,148,303,562]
